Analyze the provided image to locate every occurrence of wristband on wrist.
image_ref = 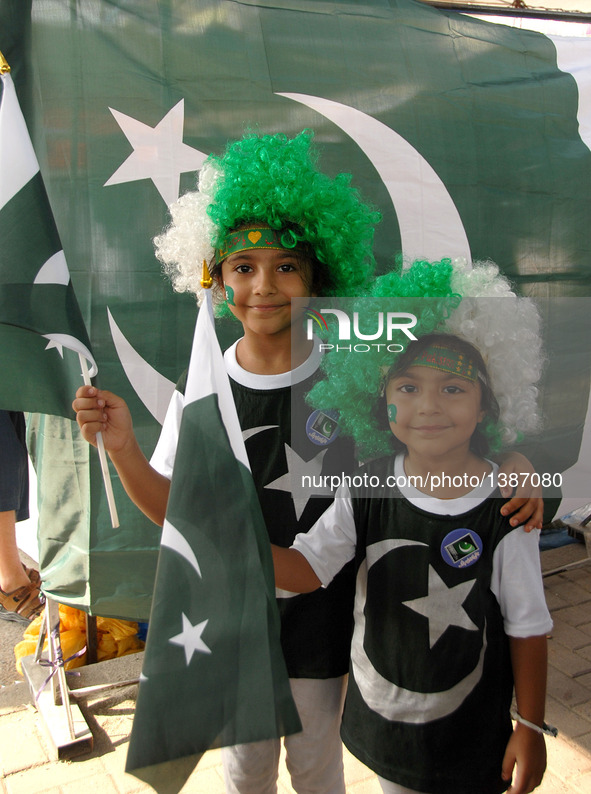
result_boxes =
[511,708,558,737]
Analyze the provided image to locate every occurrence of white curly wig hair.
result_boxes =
[154,161,222,308]
[444,258,543,448]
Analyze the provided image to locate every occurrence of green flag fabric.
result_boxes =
[126,292,301,785]
[0,70,96,418]
[2,1,591,617]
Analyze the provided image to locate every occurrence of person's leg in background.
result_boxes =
[0,410,44,622]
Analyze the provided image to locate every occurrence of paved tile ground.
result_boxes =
[1,543,591,794]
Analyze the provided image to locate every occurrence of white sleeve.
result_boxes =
[491,528,553,638]
[291,485,357,587]
[149,389,184,480]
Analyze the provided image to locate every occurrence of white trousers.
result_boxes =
[222,676,347,794]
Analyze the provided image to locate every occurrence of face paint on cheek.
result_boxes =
[225,285,236,306]
[387,404,397,423]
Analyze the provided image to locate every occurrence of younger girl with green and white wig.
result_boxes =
[272,260,552,794]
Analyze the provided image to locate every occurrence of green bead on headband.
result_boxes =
[215,225,305,265]
[411,344,478,382]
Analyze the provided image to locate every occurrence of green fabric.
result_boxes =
[0,101,94,418]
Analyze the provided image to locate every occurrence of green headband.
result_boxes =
[410,344,478,382]
[215,226,304,265]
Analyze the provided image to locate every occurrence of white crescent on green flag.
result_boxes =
[0,69,96,418]
[126,291,301,783]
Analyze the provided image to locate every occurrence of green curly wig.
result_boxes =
[154,129,381,309]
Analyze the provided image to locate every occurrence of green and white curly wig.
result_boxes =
[308,258,543,460]
[154,129,380,308]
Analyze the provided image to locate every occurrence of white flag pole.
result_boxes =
[78,353,119,528]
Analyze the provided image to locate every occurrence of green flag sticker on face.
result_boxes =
[225,284,235,306]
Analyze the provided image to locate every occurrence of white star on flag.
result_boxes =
[265,444,328,520]
[402,566,478,649]
[169,613,212,665]
[104,100,207,206]
[44,339,64,357]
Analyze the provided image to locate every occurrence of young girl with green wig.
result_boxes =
[272,262,553,794]
[73,131,543,793]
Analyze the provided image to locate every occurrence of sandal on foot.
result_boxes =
[23,565,41,586]
[0,579,45,623]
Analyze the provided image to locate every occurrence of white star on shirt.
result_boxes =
[402,565,478,649]
[169,613,212,666]
[265,443,329,520]
[104,100,206,205]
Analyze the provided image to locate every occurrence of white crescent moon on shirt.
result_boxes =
[278,92,472,265]
[351,538,486,723]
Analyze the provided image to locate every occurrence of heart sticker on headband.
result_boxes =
[248,231,262,244]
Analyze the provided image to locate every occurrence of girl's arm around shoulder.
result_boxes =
[502,635,548,794]
[272,546,322,593]
[497,451,543,531]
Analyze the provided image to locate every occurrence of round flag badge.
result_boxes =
[441,529,483,569]
[306,409,341,446]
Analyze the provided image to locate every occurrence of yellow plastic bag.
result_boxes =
[13,639,37,674]
[15,604,144,676]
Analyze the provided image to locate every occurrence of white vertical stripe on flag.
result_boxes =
[0,73,39,211]
[184,293,251,471]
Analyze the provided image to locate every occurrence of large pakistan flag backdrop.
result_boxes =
[1,0,591,619]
